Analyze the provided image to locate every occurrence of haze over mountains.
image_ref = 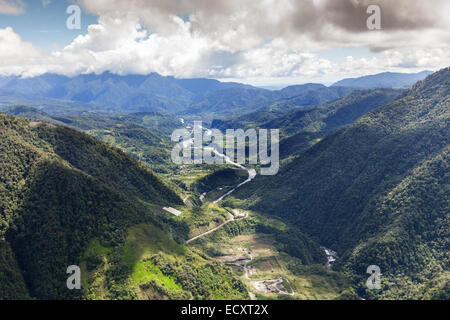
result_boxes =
[332,71,433,89]
[0,72,245,114]
[0,70,432,120]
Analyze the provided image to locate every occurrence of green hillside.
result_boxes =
[277,89,401,159]
[191,167,248,195]
[0,113,247,300]
[3,107,181,173]
[231,67,450,299]
[187,85,356,122]
[214,89,400,160]
[211,86,355,128]
[265,89,400,138]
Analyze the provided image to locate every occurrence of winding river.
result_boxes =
[184,122,257,203]
[183,123,256,243]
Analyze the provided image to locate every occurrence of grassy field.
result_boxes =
[181,203,231,239]
[80,222,248,300]
[168,166,213,189]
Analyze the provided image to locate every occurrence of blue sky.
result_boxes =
[0,0,448,85]
[0,0,97,51]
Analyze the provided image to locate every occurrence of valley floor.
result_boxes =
[160,159,354,300]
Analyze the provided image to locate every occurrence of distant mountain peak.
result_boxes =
[331,70,434,89]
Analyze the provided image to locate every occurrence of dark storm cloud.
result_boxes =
[104,1,442,29]
[80,0,448,36]
[77,0,449,56]
[287,0,444,39]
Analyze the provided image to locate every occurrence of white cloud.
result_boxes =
[0,0,25,15]
[55,14,213,77]
[41,0,51,8]
[0,27,47,77]
[0,0,449,83]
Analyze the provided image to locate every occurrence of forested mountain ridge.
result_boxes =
[0,72,248,114]
[0,73,356,120]
[209,85,356,124]
[1,67,447,300]
[332,70,433,89]
[0,111,252,300]
[213,88,401,160]
[231,67,449,299]
[0,112,184,299]
[2,105,66,125]
[3,106,182,173]
[0,71,432,120]
[263,89,401,137]
[275,89,401,159]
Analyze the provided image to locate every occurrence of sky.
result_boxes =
[0,0,449,86]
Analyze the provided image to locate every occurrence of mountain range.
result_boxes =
[0,112,252,300]
[332,71,433,89]
[0,70,433,120]
[231,67,449,299]
[0,72,356,121]
[0,72,250,114]
[0,67,447,300]
[3,105,182,173]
